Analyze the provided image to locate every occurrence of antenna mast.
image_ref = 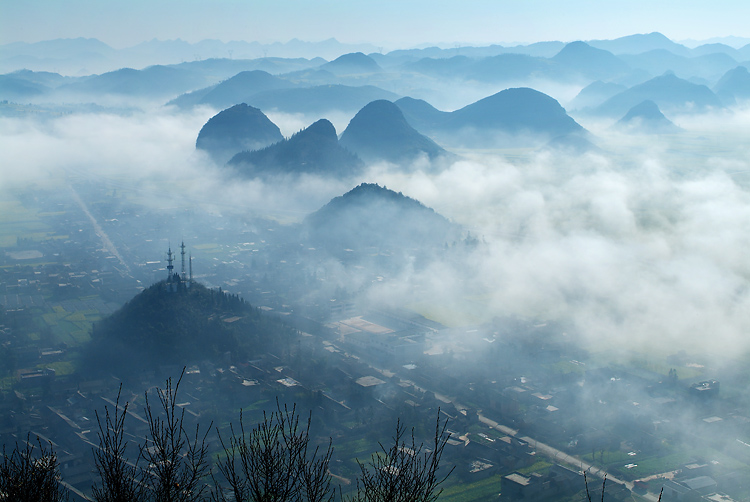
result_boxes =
[167,245,174,279]
[180,241,186,281]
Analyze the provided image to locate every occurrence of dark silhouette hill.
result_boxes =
[614,100,682,133]
[593,73,723,116]
[714,66,750,104]
[552,42,630,80]
[84,280,295,375]
[196,103,283,164]
[339,100,448,164]
[245,84,400,114]
[228,118,364,177]
[304,183,459,255]
[569,80,628,110]
[319,52,382,74]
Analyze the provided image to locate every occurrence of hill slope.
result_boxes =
[319,52,382,74]
[85,280,295,375]
[196,103,283,164]
[304,183,459,255]
[396,88,584,147]
[594,73,723,116]
[714,66,750,104]
[339,100,448,164]
[551,41,630,80]
[244,84,400,114]
[228,119,364,177]
[614,100,681,133]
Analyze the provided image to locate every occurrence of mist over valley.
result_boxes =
[3,24,750,501]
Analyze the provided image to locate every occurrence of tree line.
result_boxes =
[0,370,453,502]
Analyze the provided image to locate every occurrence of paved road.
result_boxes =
[68,184,132,275]
[339,340,663,501]
[478,414,660,502]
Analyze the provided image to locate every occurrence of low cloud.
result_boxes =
[3,106,750,361]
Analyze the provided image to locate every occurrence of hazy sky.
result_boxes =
[1,0,749,49]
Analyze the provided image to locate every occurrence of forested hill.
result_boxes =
[83,280,296,376]
[304,183,460,254]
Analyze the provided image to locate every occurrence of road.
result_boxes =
[335,339,663,501]
[478,414,660,502]
[68,184,132,275]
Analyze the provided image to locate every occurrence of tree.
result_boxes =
[92,384,144,502]
[0,434,69,502]
[92,371,211,502]
[211,399,334,502]
[351,412,453,502]
[140,371,212,502]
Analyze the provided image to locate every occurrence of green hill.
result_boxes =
[84,280,295,375]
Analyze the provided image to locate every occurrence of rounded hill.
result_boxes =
[304,183,459,255]
[320,52,382,74]
[196,103,283,164]
[84,280,295,376]
[339,100,448,164]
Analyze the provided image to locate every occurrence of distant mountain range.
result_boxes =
[3,33,750,123]
[242,84,400,115]
[551,41,631,81]
[228,118,363,177]
[396,87,585,148]
[591,72,724,117]
[170,70,297,109]
[55,65,211,99]
[0,37,378,74]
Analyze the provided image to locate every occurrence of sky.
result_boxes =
[1,0,749,49]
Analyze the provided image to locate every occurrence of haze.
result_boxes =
[4,3,750,501]
[2,0,750,49]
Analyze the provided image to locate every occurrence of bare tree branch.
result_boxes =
[351,410,453,502]
[140,369,212,502]
[92,384,144,502]
[211,398,334,502]
[0,433,68,502]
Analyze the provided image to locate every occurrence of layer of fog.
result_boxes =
[3,105,750,363]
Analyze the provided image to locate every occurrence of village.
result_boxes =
[0,181,749,501]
